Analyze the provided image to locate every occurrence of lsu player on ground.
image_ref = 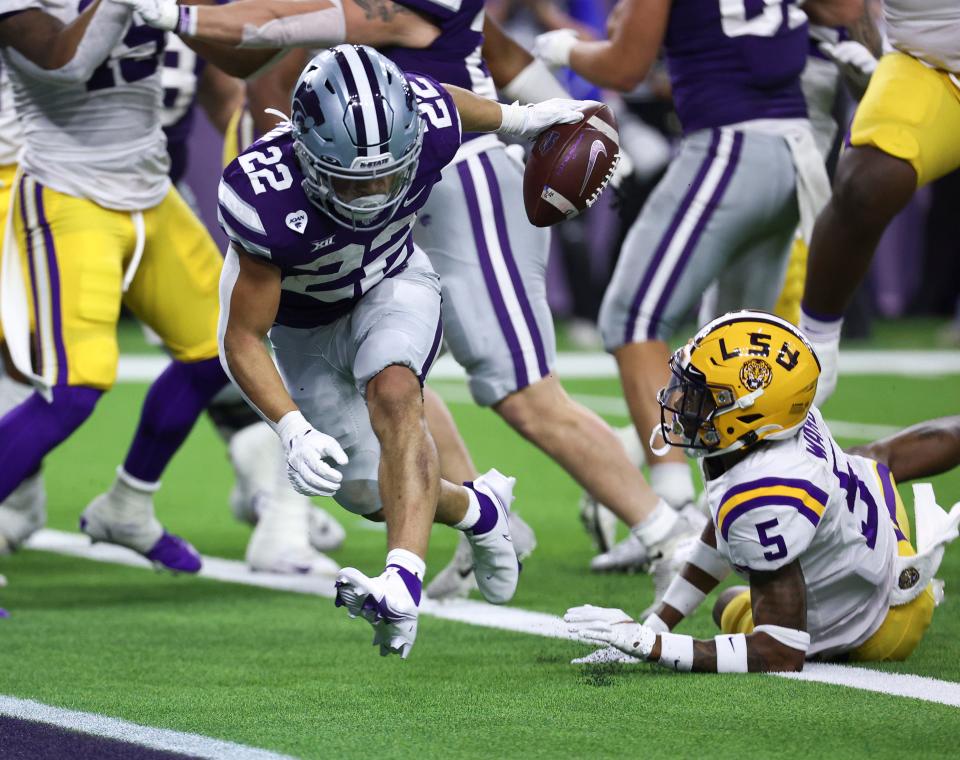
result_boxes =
[799,0,960,404]
[161,34,350,575]
[120,0,700,598]
[565,312,959,672]
[533,0,861,573]
[0,0,233,570]
[217,45,590,657]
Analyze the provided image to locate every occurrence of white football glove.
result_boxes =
[276,410,349,497]
[497,98,589,139]
[533,28,580,68]
[109,0,180,31]
[819,40,877,95]
[564,604,657,659]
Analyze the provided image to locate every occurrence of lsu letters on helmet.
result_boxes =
[655,310,820,457]
[290,44,424,229]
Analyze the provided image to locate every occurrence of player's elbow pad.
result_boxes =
[237,0,346,48]
[500,58,571,105]
[6,2,131,84]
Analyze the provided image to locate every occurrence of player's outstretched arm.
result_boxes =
[849,416,960,483]
[644,522,730,631]
[218,245,348,498]
[533,0,669,92]
[443,83,586,138]
[0,0,131,82]
[482,15,570,103]
[566,560,809,673]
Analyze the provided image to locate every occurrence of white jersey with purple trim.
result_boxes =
[884,0,960,74]
[0,0,170,210]
[703,407,899,658]
[217,72,461,329]
[0,61,21,166]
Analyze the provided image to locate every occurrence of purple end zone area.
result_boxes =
[0,716,204,760]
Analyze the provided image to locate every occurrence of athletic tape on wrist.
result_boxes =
[715,633,748,673]
[754,624,810,653]
[238,2,346,48]
[688,539,731,582]
[642,613,669,634]
[661,575,707,616]
[500,58,571,103]
[177,6,198,36]
[658,632,694,672]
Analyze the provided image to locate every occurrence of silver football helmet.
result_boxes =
[290,44,424,229]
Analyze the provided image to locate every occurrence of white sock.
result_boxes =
[649,463,695,508]
[98,467,159,523]
[632,499,678,548]
[452,488,481,531]
[386,548,426,579]
[800,308,843,344]
[0,372,33,417]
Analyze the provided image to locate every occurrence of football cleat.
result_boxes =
[228,421,346,553]
[589,531,650,574]
[80,473,201,574]
[426,511,536,601]
[463,469,520,605]
[245,499,339,576]
[335,566,420,658]
[0,472,47,554]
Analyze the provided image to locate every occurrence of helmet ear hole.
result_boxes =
[737,414,763,424]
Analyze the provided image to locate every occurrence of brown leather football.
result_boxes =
[523,102,620,227]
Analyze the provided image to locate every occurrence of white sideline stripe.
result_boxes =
[24,530,960,710]
[0,695,297,760]
[115,349,960,385]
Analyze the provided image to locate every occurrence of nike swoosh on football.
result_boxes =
[578,139,607,197]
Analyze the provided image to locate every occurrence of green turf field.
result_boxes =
[1,320,959,757]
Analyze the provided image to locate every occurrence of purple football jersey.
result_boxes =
[218,72,461,329]
[385,0,494,142]
[664,0,809,133]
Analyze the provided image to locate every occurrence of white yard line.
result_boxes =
[117,350,960,384]
[0,695,297,760]
[23,530,960,711]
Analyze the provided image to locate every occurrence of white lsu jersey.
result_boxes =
[884,0,960,74]
[0,60,22,166]
[703,407,899,658]
[1,0,170,210]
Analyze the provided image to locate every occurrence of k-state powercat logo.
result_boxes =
[285,210,308,234]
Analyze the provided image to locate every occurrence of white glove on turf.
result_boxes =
[533,29,580,68]
[110,0,181,31]
[276,410,349,497]
[497,98,589,139]
[564,604,657,658]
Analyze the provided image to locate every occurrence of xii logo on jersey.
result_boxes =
[311,234,336,252]
[286,210,308,234]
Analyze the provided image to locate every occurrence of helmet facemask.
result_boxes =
[657,351,726,454]
[294,128,423,231]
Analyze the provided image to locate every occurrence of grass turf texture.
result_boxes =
[1,339,959,756]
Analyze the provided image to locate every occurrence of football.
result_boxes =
[523,102,621,227]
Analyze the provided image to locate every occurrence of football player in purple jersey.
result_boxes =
[533,0,861,573]
[120,0,712,595]
[217,44,588,657]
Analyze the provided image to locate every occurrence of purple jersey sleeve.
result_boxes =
[407,72,462,177]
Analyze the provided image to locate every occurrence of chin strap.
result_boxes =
[649,424,672,458]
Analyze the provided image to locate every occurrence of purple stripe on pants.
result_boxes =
[646,131,744,335]
[34,181,69,385]
[457,161,527,390]
[624,129,722,344]
[17,175,43,379]
[419,308,443,384]
[478,152,550,379]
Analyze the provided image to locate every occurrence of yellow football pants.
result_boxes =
[9,174,222,389]
[851,51,960,188]
[720,479,934,662]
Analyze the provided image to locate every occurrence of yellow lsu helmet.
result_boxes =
[655,310,820,457]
